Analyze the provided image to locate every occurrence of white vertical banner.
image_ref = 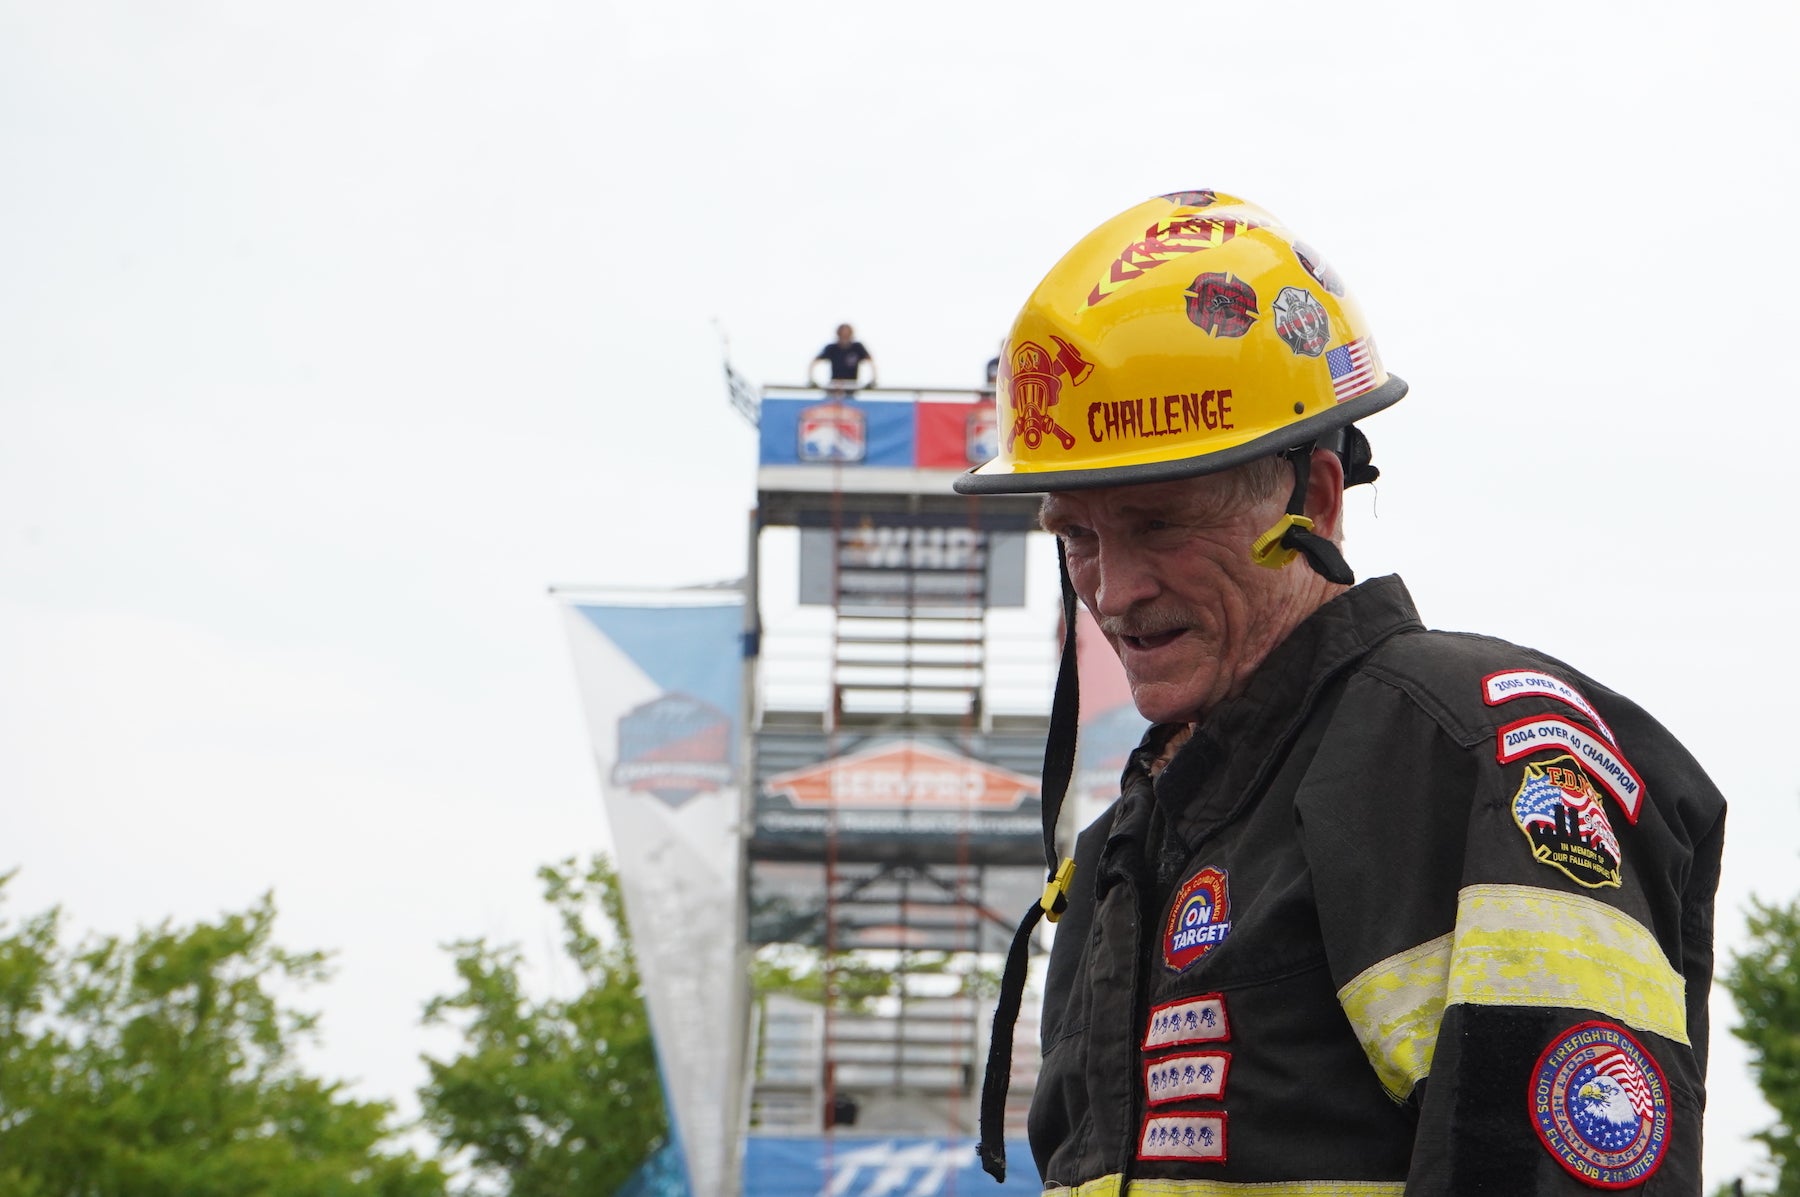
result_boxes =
[559,592,748,1197]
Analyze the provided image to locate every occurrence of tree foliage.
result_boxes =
[1722,895,1800,1197]
[420,856,665,1197]
[0,872,445,1197]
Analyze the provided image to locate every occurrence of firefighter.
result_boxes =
[956,192,1723,1193]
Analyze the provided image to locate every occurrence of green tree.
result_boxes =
[420,856,665,1197]
[0,872,446,1197]
[1721,895,1800,1197]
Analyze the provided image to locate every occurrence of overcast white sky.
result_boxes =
[3,0,1797,1187]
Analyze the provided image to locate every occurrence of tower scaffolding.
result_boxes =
[740,383,1056,1197]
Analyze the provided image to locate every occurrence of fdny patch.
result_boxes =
[1530,1021,1671,1188]
[1512,755,1622,889]
[1482,669,1617,744]
[1143,994,1229,1050]
[1144,1051,1229,1105]
[1139,1112,1227,1162]
[1163,867,1232,972]
[1497,715,1644,824]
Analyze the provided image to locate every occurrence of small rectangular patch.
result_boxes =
[1143,1051,1230,1104]
[1481,669,1617,744]
[1496,715,1643,824]
[1139,1112,1227,1161]
[1142,993,1230,1050]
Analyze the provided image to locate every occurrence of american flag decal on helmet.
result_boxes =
[1326,337,1379,402]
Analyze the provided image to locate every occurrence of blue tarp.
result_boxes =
[742,1137,1039,1197]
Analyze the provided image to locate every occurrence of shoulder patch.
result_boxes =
[1163,866,1232,972]
[1482,669,1617,744]
[1497,715,1644,824]
[1530,1021,1671,1188]
[1139,1111,1227,1162]
[1511,755,1622,888]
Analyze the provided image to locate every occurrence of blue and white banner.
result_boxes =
[742,1137,1040,1197]
[559,592,748,1197]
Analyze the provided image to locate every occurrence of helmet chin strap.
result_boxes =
[1249,442,1356,586]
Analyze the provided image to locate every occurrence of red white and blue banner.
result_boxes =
[558,591,748,1197]
[759,396,997,470]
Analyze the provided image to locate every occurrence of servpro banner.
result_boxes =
[749,733,1044,865]
[559,592,747,1197]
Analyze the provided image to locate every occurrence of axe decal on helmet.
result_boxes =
[1004,335,1091,453]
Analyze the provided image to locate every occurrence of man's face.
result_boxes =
[836,324,854,343]
[1040,469,1311,725]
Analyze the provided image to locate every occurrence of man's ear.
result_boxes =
[1305,447,1346,541]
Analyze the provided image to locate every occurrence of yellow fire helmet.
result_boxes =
[954,189,1405,496]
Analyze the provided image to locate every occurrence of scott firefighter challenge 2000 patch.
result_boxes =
[1530,1021,1671,1188]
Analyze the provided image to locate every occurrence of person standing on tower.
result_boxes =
[811,323,875,393]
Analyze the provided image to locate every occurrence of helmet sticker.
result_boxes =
[1004,336,1091,453]
[1325,336,1379,402]
[1163,866,1232,972]
[1292,241,1346,296]
[1511,755,1623,889]
[1530,1021,1671,1188]
[1184,273,1258,337]
[1271,286,1330,357]
[1086,215,1261,309]
[1159,189,1218,208]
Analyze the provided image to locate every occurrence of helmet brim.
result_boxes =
[952,375,1407,495]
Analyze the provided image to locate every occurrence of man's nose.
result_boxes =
[1091,541,1159,617]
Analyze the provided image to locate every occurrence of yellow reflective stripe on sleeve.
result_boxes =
[1048,1179,1402,1197]
[1336,932,1453,1099]
[1336,884,1687,1100]
[1448,883,1688,1045]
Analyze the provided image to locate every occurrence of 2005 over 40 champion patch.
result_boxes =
[1512,754,1622,888]
[1163,867,1232,972]
[1530,1021,1671,1187]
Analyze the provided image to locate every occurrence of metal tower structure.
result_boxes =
[739,383,1054,1195]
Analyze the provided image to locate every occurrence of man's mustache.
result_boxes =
[1099,610,1197,639]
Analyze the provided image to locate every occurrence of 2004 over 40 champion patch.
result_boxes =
[1511,755,1622,889]
[1530,1021,1671,1187]
[1163,867,1231,972]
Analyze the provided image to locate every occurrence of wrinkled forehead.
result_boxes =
[1038,473,1249,529]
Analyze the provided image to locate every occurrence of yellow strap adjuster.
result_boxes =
[1040,857,1077,923]
[1250,513,1313,570]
